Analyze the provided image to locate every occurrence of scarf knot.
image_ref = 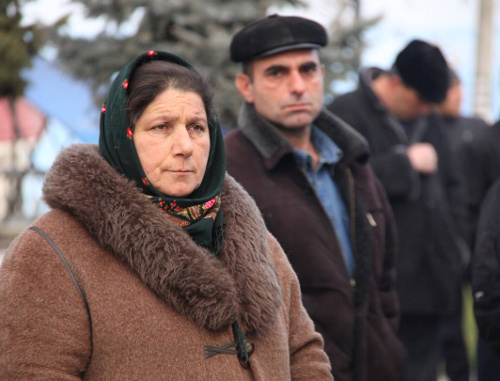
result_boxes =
[150,195,221,228]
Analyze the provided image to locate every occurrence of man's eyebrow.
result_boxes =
[300,61,319,70]
[264,64,288,74]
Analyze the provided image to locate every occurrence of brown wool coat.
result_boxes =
[0,144,332,380]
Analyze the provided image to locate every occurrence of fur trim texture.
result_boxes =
[42,144,282,334]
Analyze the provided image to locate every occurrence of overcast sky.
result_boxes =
[275,0,500,121]
[22,0,500,121]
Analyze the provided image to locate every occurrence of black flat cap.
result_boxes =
[394,39,450,103]
[230,14,328,63]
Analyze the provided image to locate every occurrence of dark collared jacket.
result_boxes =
[328,68,468,317]
[225,102,405,381]
[472,177,500,357]
[462,122,500,246]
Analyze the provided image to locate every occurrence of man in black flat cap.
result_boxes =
[328,40,468,381]
[224,14,405,381]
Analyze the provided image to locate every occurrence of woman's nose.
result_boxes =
[172,127,194,157]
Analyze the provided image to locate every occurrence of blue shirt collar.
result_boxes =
[294,125,343,169]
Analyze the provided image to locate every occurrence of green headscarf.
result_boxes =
[99,50,226,254]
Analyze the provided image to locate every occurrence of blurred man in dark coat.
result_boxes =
[464,121,500,381]
[472,176,500,381]
[328,40,468,381]
[430,68,489,381]
[473,176,500,353]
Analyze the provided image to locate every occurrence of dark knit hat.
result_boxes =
[230,14,328,63]
[393,39,450,103]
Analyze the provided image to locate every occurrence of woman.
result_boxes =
[0,51,332,379]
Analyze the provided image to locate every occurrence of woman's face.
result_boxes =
[133,88,210,198]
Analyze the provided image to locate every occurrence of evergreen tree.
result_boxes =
[0,0,43,220]
[0,0,42,98]
[48,0,376,125]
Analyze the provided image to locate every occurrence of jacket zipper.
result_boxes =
[345,166,358,289]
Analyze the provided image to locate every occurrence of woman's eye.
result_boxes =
[189,124,206,133]
[152,124,167,130]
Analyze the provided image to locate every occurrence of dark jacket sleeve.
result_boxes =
[368,146,421,201]
[462,132,498,247]
[328,96,421,201]
[472,179,500,357]
[431,118,470,274]
[441,126,469,237]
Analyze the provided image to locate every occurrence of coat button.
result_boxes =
[239,356,251,369]
[246,340,255,355]
[238,340,254,369]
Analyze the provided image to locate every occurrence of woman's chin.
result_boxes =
[157,183,199,198]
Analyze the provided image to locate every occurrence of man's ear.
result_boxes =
[235,73,254,104]
[390,75,404,89]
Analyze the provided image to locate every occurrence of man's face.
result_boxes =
[235,49,325,130]
[391,81,432,122]
[436,81,462,117]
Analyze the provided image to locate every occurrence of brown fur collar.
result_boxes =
[42,144,282,334]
